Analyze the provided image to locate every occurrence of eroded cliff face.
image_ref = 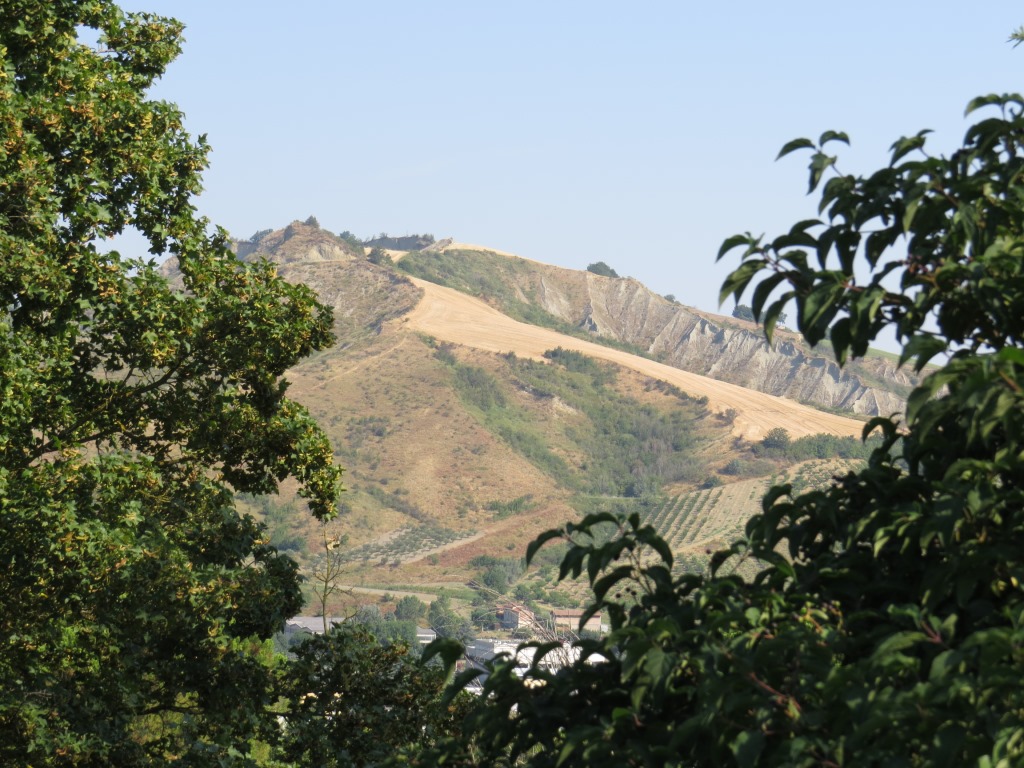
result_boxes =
[235,220,362,264]
[531,268,913,417]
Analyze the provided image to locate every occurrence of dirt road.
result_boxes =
[403,278,866,440]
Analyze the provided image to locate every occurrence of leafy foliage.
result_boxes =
[586,261,620,278]
[394,595,427,622]
[734,303,786,326]
[348,605,419,648]
[0,3,341,763]
[732,302,756,321]
[338,230,364,250]
[428,593,475,643]
[470,555,526,595]
[280,624,470,768]
[441,350,708,497]
[367,246,394,267]
[417,93,1024,766]
[759,426,792,452]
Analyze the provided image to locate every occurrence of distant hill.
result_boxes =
[159,220,906,617]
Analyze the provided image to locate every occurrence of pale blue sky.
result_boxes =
[120,1,1022,317]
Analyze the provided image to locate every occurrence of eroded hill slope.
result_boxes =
[399,245,914,417]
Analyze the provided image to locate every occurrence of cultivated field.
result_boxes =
[647,458,863,575]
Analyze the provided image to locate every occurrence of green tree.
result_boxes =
[734,302,786,325]
[759,426,791,452]
[732,302,756,321]
[586,261,619,278]
[280,624,471,768]
[418,94,1024,767]
[394,595,427,622]
[428,593,475,643]
[0,3,341,764]
[367,246,394,266]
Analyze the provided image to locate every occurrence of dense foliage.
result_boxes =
[731,303,756,322]
[281,624,470,768]
[416,94,1024,766]
[732,303,786,326]
[586,261,620,278]
[0,3,341,764]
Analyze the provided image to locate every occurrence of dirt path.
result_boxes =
[402,278,865,440]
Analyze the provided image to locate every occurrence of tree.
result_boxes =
[348,605,419,648]
[367,246,394,266]
[759,426,791,451]
[419,94,1024,766]
[586,261,619,278]
[311,523,350,633]
[428,593,475,643]
[734,302,786,326]
[280,624,471,768]
[394,595,427,622]
[732,302,756,321]
[0,4,341,764]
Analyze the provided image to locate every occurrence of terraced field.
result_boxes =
[649,459,862,576]
[331,524,478,567]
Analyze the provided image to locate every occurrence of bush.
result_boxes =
[586,261,620,278]
[760,426,791,451]
[368,246,394,266]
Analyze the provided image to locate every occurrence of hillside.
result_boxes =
[402,278,863,440]
[160,220,904,617]
[398,245,915,416]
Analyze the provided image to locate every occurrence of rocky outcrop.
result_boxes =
[238,220,363,264]
[159,220,421,350]
[519,264,913,417]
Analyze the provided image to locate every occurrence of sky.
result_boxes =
[117,1,1023,319]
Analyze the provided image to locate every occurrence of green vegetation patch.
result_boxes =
[440,348,711,497]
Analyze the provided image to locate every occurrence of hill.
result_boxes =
[160,220,903,618]
[397,245,915,416]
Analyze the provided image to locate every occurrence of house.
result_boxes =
[496,603,536,631]
[415,627,437,645]
[551,608,603,635]
[284,616,345,636]
[465,638,606,679]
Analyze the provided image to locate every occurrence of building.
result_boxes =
[551,608,603,635]
[284,616,345,636]
[496,603,536,631]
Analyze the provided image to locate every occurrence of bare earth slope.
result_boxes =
[399,245,914,417]
[402,278,864,440]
